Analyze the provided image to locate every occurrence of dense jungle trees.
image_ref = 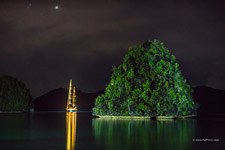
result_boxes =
[93,40,195,116]
[0,75,32,111]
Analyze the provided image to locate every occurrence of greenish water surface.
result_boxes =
[0,112,224,150]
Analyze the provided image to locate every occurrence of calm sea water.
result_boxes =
[0,112,224,150]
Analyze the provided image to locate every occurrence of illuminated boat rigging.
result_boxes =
[66,80,77,112]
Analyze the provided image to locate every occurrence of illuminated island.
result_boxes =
[93,40,196,119]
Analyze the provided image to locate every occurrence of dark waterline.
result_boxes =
[0,112,224,150]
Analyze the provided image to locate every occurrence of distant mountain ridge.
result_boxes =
[194,86,225,117]
[34,86,225,117]
[34,88,103,111]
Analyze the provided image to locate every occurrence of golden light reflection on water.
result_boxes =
[66,112,77,150]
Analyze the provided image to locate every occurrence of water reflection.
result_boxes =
[66,112,77,150]
[92,119,196,150]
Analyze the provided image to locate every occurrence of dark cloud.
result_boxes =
[0,0,225,97]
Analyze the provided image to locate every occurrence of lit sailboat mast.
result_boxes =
[67,80,72,110]
[72,86,76,107]
[66,80,77,112]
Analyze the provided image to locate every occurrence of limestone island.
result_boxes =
[0,75,32,113]
[93,40,197,119]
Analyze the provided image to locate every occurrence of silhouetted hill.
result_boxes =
[34,86,225,116]
[34,88,104,111]
[194,86,225,117]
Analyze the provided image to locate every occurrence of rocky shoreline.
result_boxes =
[95,114,197,119]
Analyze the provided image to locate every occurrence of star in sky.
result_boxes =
[55,5,59,10]
[0,0,225,96]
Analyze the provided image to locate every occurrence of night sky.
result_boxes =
[0,0,225,97]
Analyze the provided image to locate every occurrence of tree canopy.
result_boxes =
[93,40,195,116]
[0,75,32,111]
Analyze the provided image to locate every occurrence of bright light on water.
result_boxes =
[66,112,77,150]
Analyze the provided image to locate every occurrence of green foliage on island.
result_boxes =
[0,75,32,112]
[93,40,196,116]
